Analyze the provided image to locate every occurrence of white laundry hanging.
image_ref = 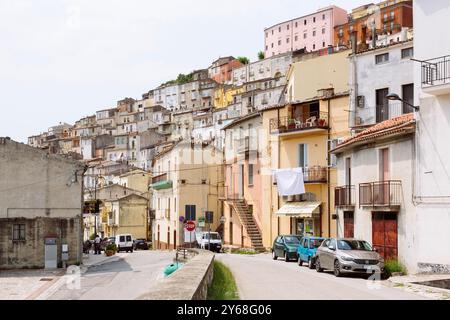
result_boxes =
[273,168,306,196]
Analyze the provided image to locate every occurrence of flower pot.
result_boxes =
[105,250,115,257]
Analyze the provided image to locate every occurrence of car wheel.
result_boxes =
[334,260,342,277]
[308,257,315,269]
[316,257,324,273]
[272,250,278,260]
[298,256,303,266]
[130,248,133,253]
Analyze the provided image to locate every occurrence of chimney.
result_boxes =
[351,31,358,54]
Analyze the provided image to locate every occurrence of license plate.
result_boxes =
[364,265,373,270]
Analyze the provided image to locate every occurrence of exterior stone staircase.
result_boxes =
[231,199,266,252]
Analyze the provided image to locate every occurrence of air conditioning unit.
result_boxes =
[357,96,365,108]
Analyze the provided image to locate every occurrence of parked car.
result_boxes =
[133,239,149,250]
[297,236,326,269]
[272,235,303,262]
[199,232,222,253]
[315,238,385,278]
[115,234,134,253]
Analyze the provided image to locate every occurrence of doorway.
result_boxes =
[372,213,398,260]
[343,211,354,238]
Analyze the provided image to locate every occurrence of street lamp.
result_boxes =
[386,93,420,111]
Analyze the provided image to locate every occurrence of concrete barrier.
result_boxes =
[138,249,215,300]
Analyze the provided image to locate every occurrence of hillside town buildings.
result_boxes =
[21,1,450,274]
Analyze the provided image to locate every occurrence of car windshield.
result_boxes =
[309,239,323,249]
[284,236,301,244]
[337,240,372,251]
[204,233,220,240]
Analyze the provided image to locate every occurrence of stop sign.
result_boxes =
[185,220,196,232]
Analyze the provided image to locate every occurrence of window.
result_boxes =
[266,32,268,38]
[279,27,281,32]
[248,164,254,186]
[313,44,316,50]
[375,53,389,64]
[13,224,25,241]
[287,24,289,30]
[286,38,290,44]
[295,21,298,28]
[304,20,307,25]
[313,17,316,23]
[298,144,309,168]
[401,47,414,59]
[271,30,274,35]
[402,83,415,114]
[323,42,326,48]
[322,28,326,35]
[185,205,196,221]
[271,43,274,48]
[313,30,316,37]
[278,40,281,45]
[303,33,307,39]
[322,14,326,20]
[265,45,268,50]
[294,35,298,41]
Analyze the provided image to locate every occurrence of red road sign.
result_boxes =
[185,220,196,232]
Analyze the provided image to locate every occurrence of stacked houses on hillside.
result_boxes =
[27,1,450,274]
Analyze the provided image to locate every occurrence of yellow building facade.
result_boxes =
[214,86,244,109]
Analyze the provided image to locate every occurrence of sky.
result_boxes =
[0,0,369,143]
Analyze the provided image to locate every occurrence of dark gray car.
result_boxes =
[315,238,385,277]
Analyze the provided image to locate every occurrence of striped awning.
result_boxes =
[276,202,321,218]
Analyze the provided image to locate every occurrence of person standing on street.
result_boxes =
[94,234,101,255]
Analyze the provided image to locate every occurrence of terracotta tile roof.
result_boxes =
[334,113,415,152]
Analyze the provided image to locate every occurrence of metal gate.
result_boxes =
[44,238,57,269]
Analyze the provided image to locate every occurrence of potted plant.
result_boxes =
[105,243,117,257]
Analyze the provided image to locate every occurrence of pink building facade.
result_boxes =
[264,5,348,58]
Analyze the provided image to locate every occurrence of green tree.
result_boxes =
[258,51,265,60]
[237,56,250,65]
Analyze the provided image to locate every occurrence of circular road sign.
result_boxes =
[185,220,196,232]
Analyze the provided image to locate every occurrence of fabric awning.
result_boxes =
[276,202,321,218]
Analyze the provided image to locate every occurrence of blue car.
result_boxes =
[297,237,326,269]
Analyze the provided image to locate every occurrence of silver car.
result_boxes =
[315,238,385,278]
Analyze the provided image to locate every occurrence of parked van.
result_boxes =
[115,234,134,253]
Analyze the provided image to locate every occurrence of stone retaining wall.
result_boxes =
[138,249,215,300]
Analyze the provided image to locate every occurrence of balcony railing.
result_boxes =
[303,166,328,183]
[421,55,450,88]
[359,180,402,207]
[270,111,328,134]
[335,186,356,207]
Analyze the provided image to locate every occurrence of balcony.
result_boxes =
[359,181,402,208]
[270,111,328,135]
[303,166,328,183]
[151,173,173,190]
[421,55,450,95]
[237,136,257,154]
[335,186,356,207]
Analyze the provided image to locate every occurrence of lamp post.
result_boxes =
[386,93,420,111]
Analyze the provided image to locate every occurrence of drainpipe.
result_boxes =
[327,99,331,238]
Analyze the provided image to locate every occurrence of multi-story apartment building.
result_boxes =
[350,39,415,129]
[151,141,223,250]
[232,52,293,87]
[334,0,413,50]
[264,6,348,58]
[208,57,243,84]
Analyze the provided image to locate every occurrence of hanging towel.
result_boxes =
[273,168,306,196]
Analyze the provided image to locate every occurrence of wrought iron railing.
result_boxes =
[421,55,450,87]
[303,166,328,183]
[335,186,356,207]
[270,111,328,134]
[359,180,402,207]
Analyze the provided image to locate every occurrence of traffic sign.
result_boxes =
[179,216,185,223]
[185,220,196,232]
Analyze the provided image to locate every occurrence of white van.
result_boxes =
[115,234,134,253]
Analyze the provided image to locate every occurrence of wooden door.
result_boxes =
[372,213,398,260]
[229,222,233,245]
[376,88,389,123]
[344,211,354,238]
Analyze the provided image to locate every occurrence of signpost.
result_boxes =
[185,220,196,248]
[205,211,213,251]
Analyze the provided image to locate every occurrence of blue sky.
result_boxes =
[0,0,369,142]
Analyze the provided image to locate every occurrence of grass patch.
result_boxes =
[393,283,405,288]
[231,248,257,255]
[207,261,239,300]
[385,260,407,277]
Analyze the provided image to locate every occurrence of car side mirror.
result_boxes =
[328,246,336,251]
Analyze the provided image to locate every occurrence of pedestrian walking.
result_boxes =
[94,234,101,255]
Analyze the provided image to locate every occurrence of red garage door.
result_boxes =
[372,213,398,261]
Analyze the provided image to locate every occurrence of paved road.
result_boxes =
[217,253,429,300]
[47,251,174,300]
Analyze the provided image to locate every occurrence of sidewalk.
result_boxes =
[81,252,124,269]
[385,274,450,300]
